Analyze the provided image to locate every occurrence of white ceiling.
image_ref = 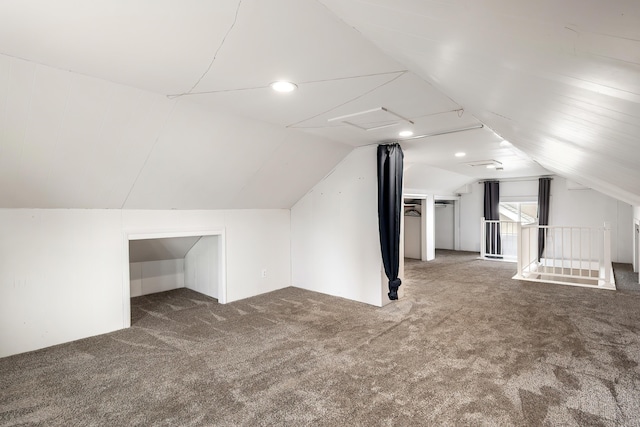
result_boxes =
[0,0,638,208]
[129,236,201,263]
[320,0,640,205]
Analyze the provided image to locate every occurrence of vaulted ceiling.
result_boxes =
[0,0,638,208]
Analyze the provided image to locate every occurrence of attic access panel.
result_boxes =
[465,159,503,170]
[328,107,413,131]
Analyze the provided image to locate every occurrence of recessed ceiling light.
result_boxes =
[500,140,512,147]
[270,81,297,93]
[455,152,466,157]
[399,130,413,137]
[486,164,496,169]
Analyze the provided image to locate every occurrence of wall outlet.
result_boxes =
[261,269,267,278]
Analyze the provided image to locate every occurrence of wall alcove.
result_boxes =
[123,230,226,327]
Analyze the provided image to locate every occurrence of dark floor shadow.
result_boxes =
[613,263,640,293]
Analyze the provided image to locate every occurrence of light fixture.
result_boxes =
[455,152,466,157]
[270,81,297,93]
[486,164,496,169]
[399,130,413,137]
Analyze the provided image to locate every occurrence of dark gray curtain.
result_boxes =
[484,181,501,257]
[377,144,404,300]
[537,177,551,261]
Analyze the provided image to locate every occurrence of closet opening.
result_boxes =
[404,198,423,260]
[122,230,226,328]
[634,220,640,282]
[404,195,460,262]
[435,200,455,250]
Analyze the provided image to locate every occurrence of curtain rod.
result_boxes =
[477,175,554,184]
[373,124,484,146]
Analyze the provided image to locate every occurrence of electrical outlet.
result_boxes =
[261,269,267,278]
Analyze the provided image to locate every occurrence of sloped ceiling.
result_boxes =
[0,0,638,208]
[129,236,201,263]
[320,0,640,206]
[0,55,351,209]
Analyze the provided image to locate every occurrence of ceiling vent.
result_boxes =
[465,159,502,168]
[328,107,413,131]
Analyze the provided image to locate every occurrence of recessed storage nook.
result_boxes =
[126,231,225,325]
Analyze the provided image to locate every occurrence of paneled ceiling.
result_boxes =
[0,0,638,208]
[321,0,640,205]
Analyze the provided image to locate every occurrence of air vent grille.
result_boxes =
[465,159,502,167]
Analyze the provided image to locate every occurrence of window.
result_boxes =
[499,201,537,224]
[496,201,538,260]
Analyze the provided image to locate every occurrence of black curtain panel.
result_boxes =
[483,181,501,257]
[537,177,551,261]
[377,144,404,301]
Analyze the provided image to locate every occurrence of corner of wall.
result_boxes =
[291,146,385,307]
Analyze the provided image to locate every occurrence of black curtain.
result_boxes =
[484,181,501,257]
[537,177,551,261]
[377,144,404,300]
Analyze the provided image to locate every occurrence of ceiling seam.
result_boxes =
[1,58,10,138]
[104,91,148,206]
[229,133,291,207]
[167,69,408,97]
[13,62,37,204]
[557,94,640,120]
[87,84,117,207]
[42,67,73,199]
[120,99,179,209]
[289,108,465,130]
[286,70,407,128]
[170,0,243,99]
[0,52,173,101]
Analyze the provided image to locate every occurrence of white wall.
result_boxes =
[459,182,483,252]
[404,216,421,259]
[435,204,455,250]
[634,206,640,273]
[184,236,219,300]
[291,146,388,307]
[550,178,632,263]
[0,208,290,357]
[130,259,184,297]
[458,177,633,262]
[122,210,290,304]
[0,209,122,358]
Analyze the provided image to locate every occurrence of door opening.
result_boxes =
[634,221,639,281]
[435,200,455,250]
[404,195,460,261]
[404,198,422,260]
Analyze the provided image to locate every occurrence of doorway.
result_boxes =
[435,201,455,250]
[404,198,422,260]
[403,195,460,261]
[634,220,640,282]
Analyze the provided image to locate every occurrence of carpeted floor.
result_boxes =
[1,250,640,426]
[613,262,640,293]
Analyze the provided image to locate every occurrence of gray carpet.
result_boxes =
[613,262,640,293]
[2,250,640,426]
